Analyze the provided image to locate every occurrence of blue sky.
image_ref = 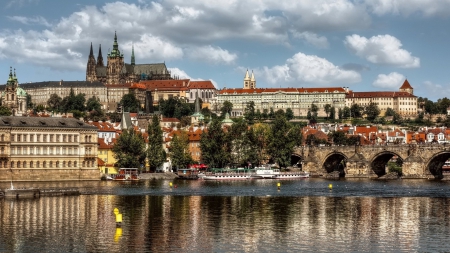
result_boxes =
[1,0,450,101]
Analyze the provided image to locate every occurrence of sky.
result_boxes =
[1,0,450,101]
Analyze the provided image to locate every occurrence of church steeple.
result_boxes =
[86,42,97,82]
[97,44,104,67]
[250,70,256,89]
[89,42,94,57]
[243,69,251,89]
[109,31,121,57]
[131,44,135,66]
[6,66,14,85]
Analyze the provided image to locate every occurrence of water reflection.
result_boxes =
[1,193,450,252]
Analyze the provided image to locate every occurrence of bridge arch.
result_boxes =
[290,153,303,168]
[322,152,348,176]
[370,151,404,177]
[425,151,450,178]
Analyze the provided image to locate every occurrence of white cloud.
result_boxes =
[365,0,450,17]
[345,34,420,68]
[7,16,51,27]
[291,31,329,49]
[5,0,39,8]
[187,45,237,65]
[372,72,405,89]
[258,52,361,85]
[421,81,450,100]
[168,67,218,88]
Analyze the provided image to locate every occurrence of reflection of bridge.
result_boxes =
[293,143,450,179]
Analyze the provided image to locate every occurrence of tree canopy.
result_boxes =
[120,93,140,113]
[112,129,146,169]
[169,131,193,170]
[147,114,166,171]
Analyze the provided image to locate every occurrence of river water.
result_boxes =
[1,178,450,253]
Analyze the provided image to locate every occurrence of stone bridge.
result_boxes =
[292,143,450,179]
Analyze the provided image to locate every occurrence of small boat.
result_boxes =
[113,168,140,181]
[273,172,309,179]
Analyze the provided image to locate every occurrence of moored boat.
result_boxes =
[203,173,252,180]
[273,172,309,179]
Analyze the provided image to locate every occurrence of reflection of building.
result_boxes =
[345,80,418,117]
[0,117,100,182]
[1,67,27,116]
[216,72,346,117]
[86,32,172,85]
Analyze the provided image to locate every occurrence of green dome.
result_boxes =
[17,87,27,97]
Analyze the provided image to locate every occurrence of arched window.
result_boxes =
[68,161,72,167]
[63,161,66,167]
[74,161,77,167]
[50,161,53,168]
[23,161,26,168]
[56,161,60,168]
[43,161,46,168]
[37,161,40,168]
[1,134,4,141]
[30,161,34,168]
[16,161,20,168]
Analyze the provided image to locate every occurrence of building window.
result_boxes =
[17,161,20,168]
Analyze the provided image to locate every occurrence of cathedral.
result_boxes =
[1,67,27,116]
[86,32,172,85]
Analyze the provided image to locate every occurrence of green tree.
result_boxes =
[437,97,450,114]
[229,120,252,166]
[112,129,146,169]
[169,131,193,170]
[392,112,403,125]
[200,118,231,168]
[250,123,270,166]
[120,93,140,113]
[0,106,12,116]
[220,100,233,117]
[365,102,381,122]
[285,108,294,121]
[338,108,343,120]
[47,93,62,111]
[26,94,33,109]
[268,113,302,168]
[61,88,86,113]
[147,114,166,172]
[324,104,332,119]
[262,109,268,120]
[385,107,395,117]
[343,106,351,119]
[350,103,364,118]
[329,106,336,121]
[269,108,275,119]
[255,109,262,122]
[244,101,255,124]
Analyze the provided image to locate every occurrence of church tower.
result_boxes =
[250,70,256,89]
[4,67,19,115]
[399,79,413,95]
[86,42,97,82]
[106,31,124,85]
[243,69,251,89]
[97,44,104,67]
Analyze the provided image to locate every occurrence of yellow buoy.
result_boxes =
[113,208,119,215]
[328,184,333,190]
[277,182,281,187]
[116,213,122,223]
[169,182,173,188]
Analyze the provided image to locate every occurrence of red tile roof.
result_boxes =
[188,80,216,89]
[346,91,416,98]
[139,79,190,91]
[399,79,413,89]
[219,87,346,95]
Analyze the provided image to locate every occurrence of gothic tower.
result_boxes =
[86,42,97,82]
[106,31,124,85]
[131,44,135,66]
[399,79,413,95]
[250,70,256,89]
[97,44,104,67]
[243,69,251,89]
[4,67,18,114]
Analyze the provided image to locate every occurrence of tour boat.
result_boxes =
[202,173,252,180]
[251,166,309,179]
[112,168,140,181]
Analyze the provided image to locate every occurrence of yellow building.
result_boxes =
[345,79,417,117]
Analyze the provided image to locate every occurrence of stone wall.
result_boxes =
[0,168,101,182]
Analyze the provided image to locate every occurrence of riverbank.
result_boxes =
[139,172,178,180]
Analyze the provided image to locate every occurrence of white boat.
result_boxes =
[252,166,309,179]
[203,173,252,180]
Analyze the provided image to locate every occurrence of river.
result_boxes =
[1,178,450,252]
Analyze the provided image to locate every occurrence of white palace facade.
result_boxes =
[215,70,347,117]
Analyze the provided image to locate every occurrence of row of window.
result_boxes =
[5,160,81,168]
[7,147,80,155]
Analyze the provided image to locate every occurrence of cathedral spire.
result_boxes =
[89,42,94,57]
[131,44,135,66]
[97,44,104,67]
[7,66,14,86]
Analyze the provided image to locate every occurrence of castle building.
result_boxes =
[86,32,172,85]
[1,67,27,116]
[345,79,418,117]
[215,72,347,117]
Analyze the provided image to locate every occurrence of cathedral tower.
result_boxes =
[250,70,256,89]
[106,31,124,85]
[86,42,97,82]
[97,44,104,67]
